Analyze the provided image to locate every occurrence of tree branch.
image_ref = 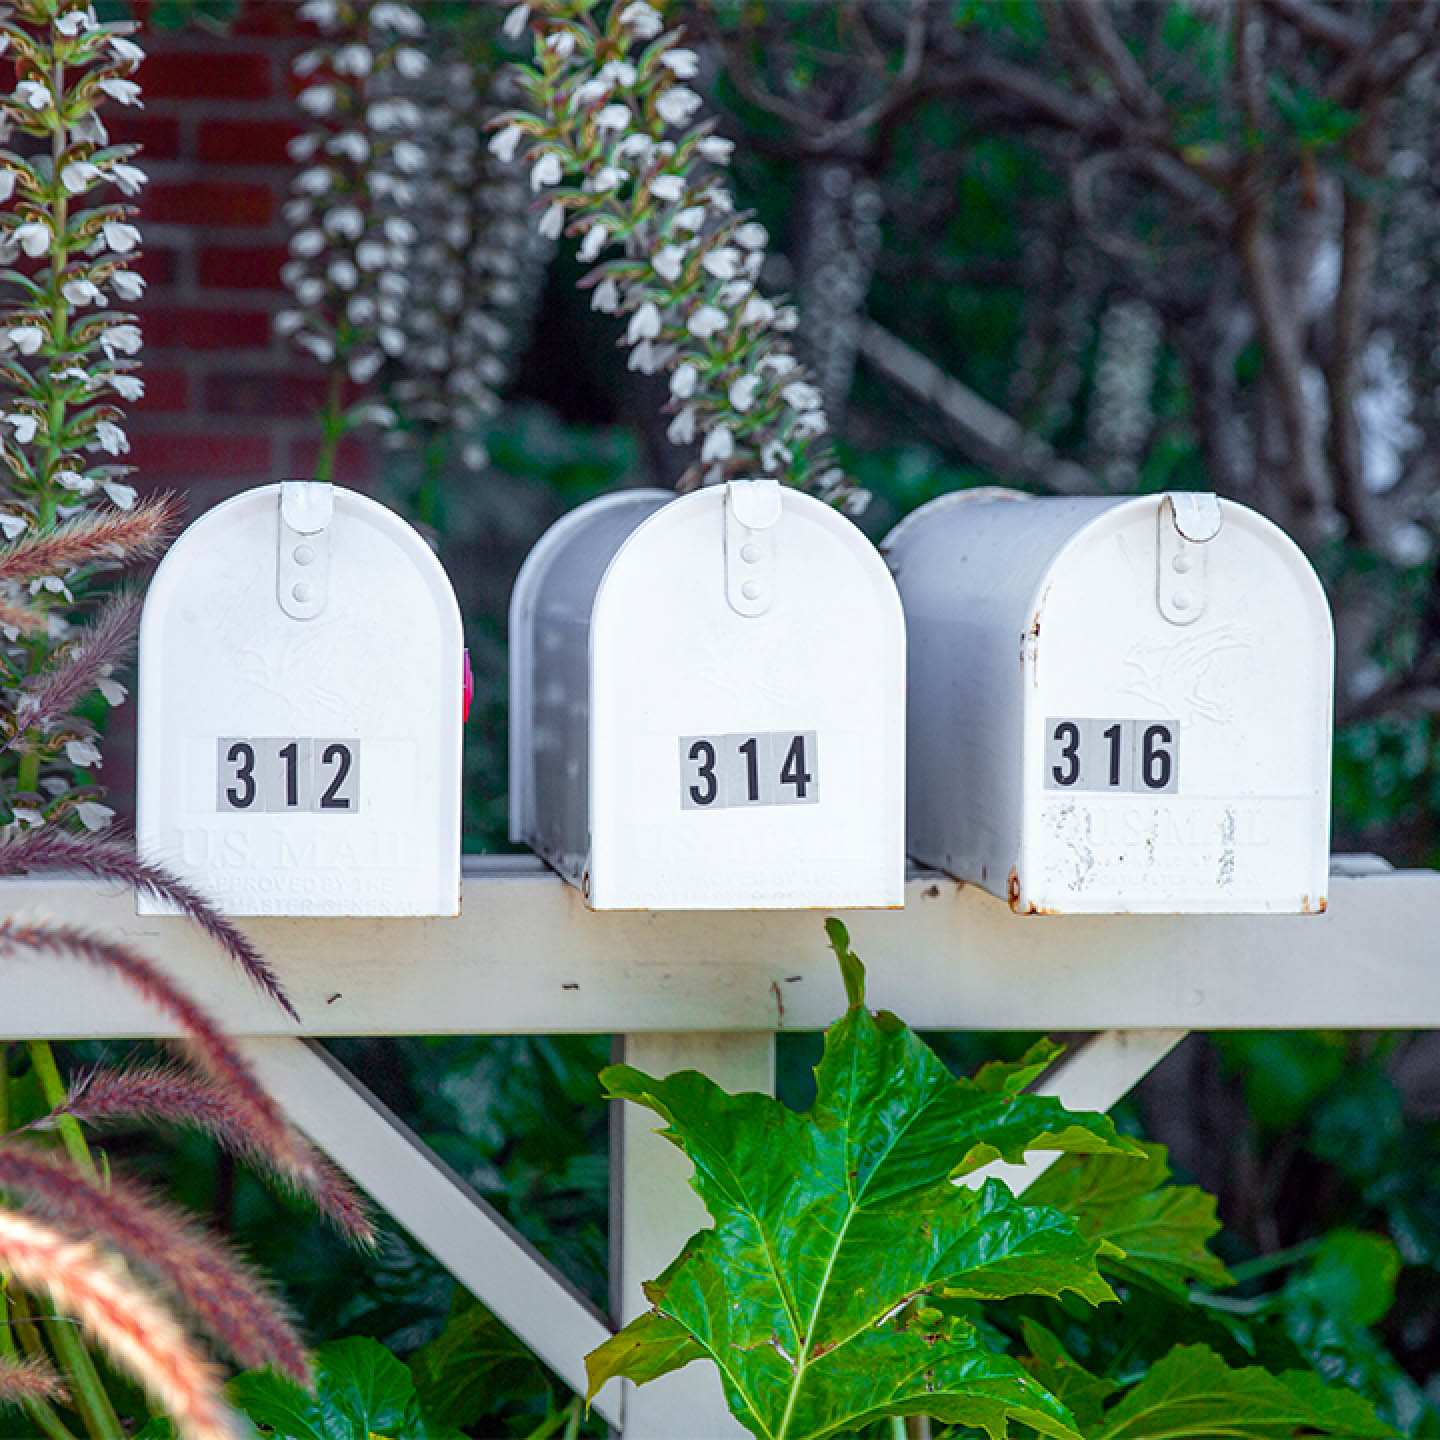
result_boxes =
[1063,0,1164,120]
[1260,0,1367,55]
[1231,0,1333,537]
[701,0,928,155]
[1324,105,1384,548]
[857,321,1095,495]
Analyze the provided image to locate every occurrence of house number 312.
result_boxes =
[216,737,360,814]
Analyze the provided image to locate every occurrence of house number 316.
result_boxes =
[1043,718,1179,795]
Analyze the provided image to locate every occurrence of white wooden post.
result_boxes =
[613,1033,776,1438]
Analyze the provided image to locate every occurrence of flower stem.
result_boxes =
[25,1043,124,1440]
[522,1398,583,1440]
[0,1288,78,1440]
[312,368,346,484]
[40,46,72,528]
[0,1284,76,1440]
[27,1042,93,1180]
[1224,1237,1322,1284]
[11,40,79,797]
[11,1290,52,1368]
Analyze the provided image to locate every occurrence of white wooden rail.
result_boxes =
[4,854,1436,1437]
[2,854,1434,1037]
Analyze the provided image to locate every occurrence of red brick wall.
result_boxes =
[121,1,374,514]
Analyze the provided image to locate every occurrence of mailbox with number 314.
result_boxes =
[510,480,906,910]
[137,481,464,917]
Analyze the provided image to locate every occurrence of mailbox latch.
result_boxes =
[724,478,782,618]
[1157,491,1221,627]
[278,480,333,621]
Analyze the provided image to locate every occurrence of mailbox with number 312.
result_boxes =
[137,481,464,917]
[510,480,906,910]
[883,489,1334,915]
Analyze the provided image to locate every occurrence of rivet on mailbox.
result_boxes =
[883,489,1333,915]
[137,481,464,917]
[509,480,906,910]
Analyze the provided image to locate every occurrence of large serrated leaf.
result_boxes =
[586,1309,706,1396]
[230,1337,465,1440]
[587,922,1142,1440]
[1019,1318,1119,1433]
[409,1298,555,1428]
[1094,1343,1398,1438]
[1024,1142,1232,1298]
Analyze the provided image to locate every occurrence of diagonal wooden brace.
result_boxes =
[237,1036,624,1426]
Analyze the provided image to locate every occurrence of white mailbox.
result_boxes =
[509,480,905,910]
[138,481,463,917]
[883,489,1333,915]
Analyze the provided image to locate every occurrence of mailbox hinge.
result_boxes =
[723,478,782,618]
[278,480,333,621]
[1157,491,1222,627]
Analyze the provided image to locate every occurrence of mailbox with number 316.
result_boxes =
[510,480,906,910]
[137,481,464,917]
[883,489,1334,915]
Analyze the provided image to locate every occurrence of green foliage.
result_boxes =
[1025,1144,1233,1300]
[1018,1318,1118,1432]
[1086,1341,1395,1439]
[229,1337,465,1440]
[410,1298,550,1429]
[1215,1033,1350,1132]
[410,1295,605,1437]
[1289,1229,1400,1332]
[963,1325,1396,1440]
[590,923,1150,1440]
[590,923,1398,1438]
[1266,78,1362,151]
[141,0,241,29]
[953,0,1046,45]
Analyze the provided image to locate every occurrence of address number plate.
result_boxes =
[1044,718,1179,794]
[680,730,818,810]
[217,737,360,814]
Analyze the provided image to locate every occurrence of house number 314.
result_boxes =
[679,731,819,810]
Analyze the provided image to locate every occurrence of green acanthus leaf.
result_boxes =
[1024,1142,1233,1298]
[586,921,1144,1440]
[1093,1342,1397,1438]
[1018,1318,1120,1434]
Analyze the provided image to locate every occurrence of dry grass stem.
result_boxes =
[0,1144,310,1381]
[58,1061,374,1242]
[0,920,370,1245]
[0,1208,245,1440]
[0,828,298,1021]
[0,1354,66,1405]
[16,591,142,734]
[0,497,179,584]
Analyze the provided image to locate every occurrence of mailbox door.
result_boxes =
[138,484,463,917]
[587,485,905,910]
[1020,497,1332,913]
